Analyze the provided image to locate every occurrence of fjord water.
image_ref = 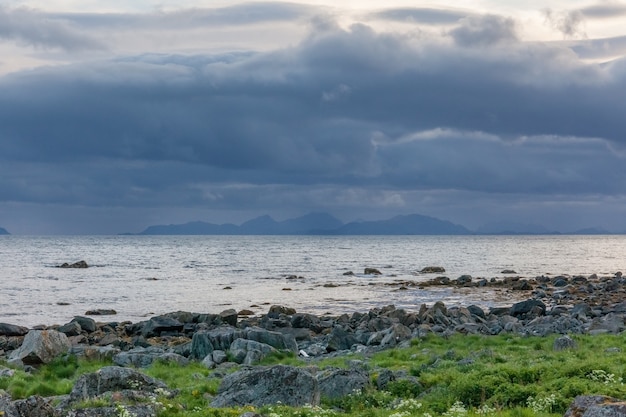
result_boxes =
[0,235,624,327]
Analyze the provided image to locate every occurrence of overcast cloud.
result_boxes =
[1,1,626,234]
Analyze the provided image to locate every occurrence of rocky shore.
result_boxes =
[1,271,626,416]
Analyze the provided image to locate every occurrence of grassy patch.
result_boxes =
[2,333,626,416]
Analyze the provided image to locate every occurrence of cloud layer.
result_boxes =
[1,2,626,233]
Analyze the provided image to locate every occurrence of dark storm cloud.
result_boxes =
[1,19,626,223]
[0,5,104,50]
[369,7,472,25]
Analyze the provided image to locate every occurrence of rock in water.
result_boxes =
[59,260,89,268]
[10,330,70,365]
[420,266,445,273]
[211,365,319,407]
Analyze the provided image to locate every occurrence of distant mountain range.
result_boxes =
[139,213,469,235]
[136,212,620,235]
[0,227,9,235]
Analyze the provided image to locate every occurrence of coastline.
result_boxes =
[2,271,626,416]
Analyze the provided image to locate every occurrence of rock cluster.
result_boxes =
[2,271,626,415]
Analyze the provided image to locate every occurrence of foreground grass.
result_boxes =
[2,333,626,416]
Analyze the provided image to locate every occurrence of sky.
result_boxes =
[1,1,626,234]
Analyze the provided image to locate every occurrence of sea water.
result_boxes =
[0,235,624,327]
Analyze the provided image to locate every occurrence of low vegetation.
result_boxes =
[2,333,626,416]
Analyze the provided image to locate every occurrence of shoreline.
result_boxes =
[2,271,626,415]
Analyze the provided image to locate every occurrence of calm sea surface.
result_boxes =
[0,235,624,327]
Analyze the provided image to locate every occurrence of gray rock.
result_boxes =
[69,366,168,403]
[70,345,120,361]
[84,309,117,316]
[317,367,370,399]
[421,266,445,273]
[190,331,215,360]
[269,305,297,316]
[245,327,297,352]
[564,395,626,417]
[201,355,216,369]
[113,347,189,368]
[59,260,88,268]
[326,326,359,352]
[588,313,626,334]
[553,335,577,351]
[211,365,319,408]
[364,268,382,275]
[58,321,82,337]
[456,275,472,285]
[0,323,29,337]
[212,350,228,364]
[10,329,70,365]
[1,395,56,417]
[467,305,486,319]
[220,309,238,326]
[141,316,184,338]
[510,299,546,319]
[367,324,411,348]
[71,316,97,333]
[230,338,277,365]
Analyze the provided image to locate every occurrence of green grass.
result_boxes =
[2,333,626,416]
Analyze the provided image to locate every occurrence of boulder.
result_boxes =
[190,327,247,359]
[0,323,29,337]
[269,305,296,316]
[0,395,56,417]
[510,299,546,319]
[229,338,277,365]
[326,326,359,352]
[588,313,626,335]
[113,347,189,368]
[219,309,238,326]
[71,316,97,333]
[364,268,382,275]
[141,316,184,338]
[58,321,82,337]
[564,395,626,417]
[553,335,577,351]
[367,323,411,347]
[10,329,70,365]
[190,331,215,360]
[211,365,319,407]
[317,367,370,399]
[69,366,168,403]
[245,327,298,352]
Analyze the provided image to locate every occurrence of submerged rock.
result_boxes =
[421,266,445,273]
[59,260,89,268]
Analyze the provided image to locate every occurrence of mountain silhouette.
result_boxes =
[138,212,469,235]
[0,227,9,235]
